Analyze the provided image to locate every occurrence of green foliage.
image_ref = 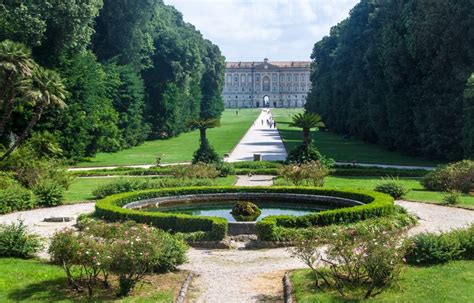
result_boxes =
[1,0,224,162]
[0,143,73,189]
[422,160,474,193]
[192,139,221,164]
[0,221,42,258]
[33,181,65,207]
[405,225,474,265]
[442,190,462,205]
[374,177,410,199]
[231,201,261,222]
[291,225,407,299]
[287,142,322,164]
[92,177,214,199]
[49,220,187,297]
[406,234,464,265]
[306,0,474,160]
[0,185,35,214]
[104,61,150,148]
[95,186,394,241]
[172,163,220,179]
[278,161,329,186]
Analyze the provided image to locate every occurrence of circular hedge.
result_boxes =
[94,186,394,241]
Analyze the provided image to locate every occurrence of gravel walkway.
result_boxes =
[180,248,305,302]
[226,109,287,162]
[235,175,274,186]
[395,200,474,235]
[0,202,95,238]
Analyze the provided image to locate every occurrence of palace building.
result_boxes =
[222,58,311,108]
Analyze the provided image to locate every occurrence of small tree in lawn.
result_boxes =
[187,118,221,164]
[287,112,328,164]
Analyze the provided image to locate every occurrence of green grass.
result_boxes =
[64,175,237,203]
[0,258,183,302]
[291,260,474,302]
[271,108,439,166]
[274,176,474,208]
[76,109,260,167]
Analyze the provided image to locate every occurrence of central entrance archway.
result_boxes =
[263,95,269,108]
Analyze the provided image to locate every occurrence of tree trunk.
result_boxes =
[303,128,310,145]
[0,104,43,161]
[0,71,15,137]
[199,128,207,143]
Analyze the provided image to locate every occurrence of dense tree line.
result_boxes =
[306,0,474,161]
[0,0,224,160]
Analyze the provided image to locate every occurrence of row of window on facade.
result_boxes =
[225,73,309,84]
[225,83,310,92]
[225,94,307,100]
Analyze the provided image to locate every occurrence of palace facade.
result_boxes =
[222,58,311,108]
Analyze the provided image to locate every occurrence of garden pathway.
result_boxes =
[226,109,287,162]
[0,202,95,238]
[395,200,474,235]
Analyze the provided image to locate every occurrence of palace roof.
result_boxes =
[226,60,310,69]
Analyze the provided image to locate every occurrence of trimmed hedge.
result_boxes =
[95,186,394,241]
[71,164,429,178]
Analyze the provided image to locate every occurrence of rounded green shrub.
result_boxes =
[0,221,42,258]
[405,232,464,265]
[231,201,261,221]
[374,177,410,199]
[0,186,35,214]
[421,160,474,193]
[442,190,461,205]
[33,181,65,206]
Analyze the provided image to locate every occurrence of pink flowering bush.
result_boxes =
[292,225,407,299]
[49,220,187,297]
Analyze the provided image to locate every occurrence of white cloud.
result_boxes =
[164,0,359,61]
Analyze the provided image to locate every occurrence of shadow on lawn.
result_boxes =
[7,277,72,302]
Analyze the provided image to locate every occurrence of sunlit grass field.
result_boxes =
[272,108,438,166]
[76,109,260,167]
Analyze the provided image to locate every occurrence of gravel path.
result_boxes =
[395,200,474,235]
[0,202,95,238]
[235,175,274,186]
[180,248,304,303]
[226,109,287,162]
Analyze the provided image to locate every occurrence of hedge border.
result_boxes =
[95,186,394,241]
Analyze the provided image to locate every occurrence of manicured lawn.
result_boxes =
[274,176,474,208]
[65,175,237,203]
[271,108,439,166]
[0,258,185,302]
[291,260,474,302]
[76,109,260,167]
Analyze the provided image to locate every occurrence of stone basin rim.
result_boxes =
[122,193,366,235]
[123,192,364,210]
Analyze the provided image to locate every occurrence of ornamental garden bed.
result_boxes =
[95,186,394,241]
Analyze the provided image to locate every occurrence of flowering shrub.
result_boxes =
[109,226,162,296]
[49,229,109,296]
[278,161,329,186]
[172,162,220,179]
[421,160,474,193]
[49,220,188,297]
[292,225,407,299]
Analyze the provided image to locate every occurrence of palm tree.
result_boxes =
[289,112,325,145]
[187,118,220,143]
[0,66,67,161]
[0,40,36,137]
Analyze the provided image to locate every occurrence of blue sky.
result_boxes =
[164,0,359,61]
